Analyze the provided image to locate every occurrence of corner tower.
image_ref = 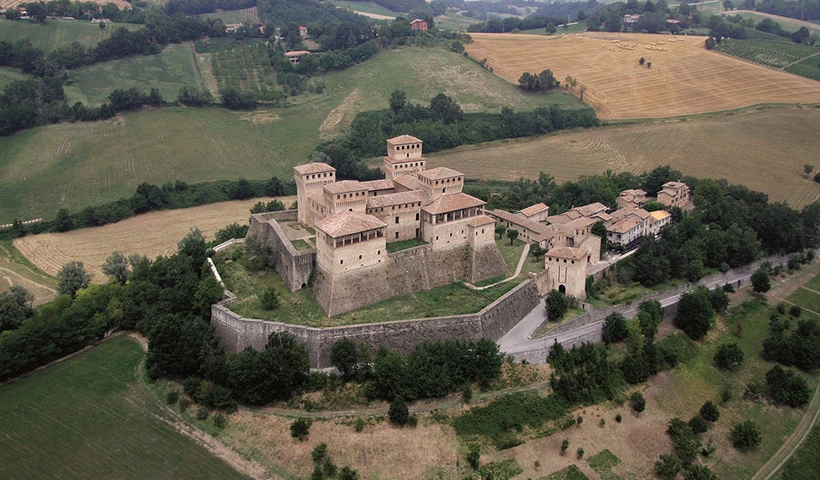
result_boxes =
[294,162,336,226]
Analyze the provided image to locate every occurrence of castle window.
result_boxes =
[395,232,399,239]
[436,236,439,241]
[395,217,399,224]
[359,255,362,260]
[415,213,419,221]
[337,195,340,199]
[482,229,485,234]
[340,259,344,264]
[378,250,381,254]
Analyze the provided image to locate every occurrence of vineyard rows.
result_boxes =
[210,42,284,103]
[715,39,819,69]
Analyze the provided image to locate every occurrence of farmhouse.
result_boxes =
[410,19,428,31]
[299,25,308,37]
[285,50,311,65]
[616,189,649,209]
[249,135,507,316]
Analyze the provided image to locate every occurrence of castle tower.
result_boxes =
[382,135,426,181]
[417,167,464,202]
[544,246,588,300]
[294,163,336,226]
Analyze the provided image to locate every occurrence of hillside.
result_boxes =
[0,46,582,223]
[0,18,141,54]
[466,32,820,119]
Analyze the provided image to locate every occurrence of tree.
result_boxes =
[467,444,480,469]
[507,229,519,246]
[792,27,811,45]
[546,289,568,320]
[654,453,682,480]
[674,288,714,340]
[291,418,311,440]
[723,0,735,9]
[331,339,368,380]
[630,391,646,414]
[338,466,359,480]
[564,75,577,90]
[684,464,718,480]
[545,22,557,34]
[638,300,663,339]
[700,400,720,422]
[639,57,646,65]
[765,365,810,407]
[55,208,74,232]
[647,62,652,68]
[429,93,463,123]
[530,244,546,260]
[804,164,815,177]
[705,37,716,50]
[178,228,208,269]
[714,343,744,371]
[689,414,708,434]
[260,287,279,310]
[730,421,761,449]
[388,397,409,425]
[751,268,771,293]
[591,221,608,255]
[560,439,570,454]
[495,224,507,239]
[102,251,130,285]
[603,312,629,344]
[389,90,406,113]
[0,285,34,332]
[57,261,90,297]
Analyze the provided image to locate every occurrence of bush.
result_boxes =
[196,405,209,420]
[260,287,279,310]
[667,418,701,466]
[213,413,226,428]
[312,443,328,464]
[338,466,359,480]
[323,458,337,477]
[576,448,585,459]
[714,343,744,371]
[700,401,720,422]
[467,444,480,469]
[183,376,202,398]
[603,312,629,344]
[789,305,802,317]
[630,392,646,414]
[179,398,191,412]
[546,289,568,320]
[388,397,409,426]
[689,415,708,434]
[766,365,810,407]
[166,390,179,405]
[408,415,418,427]
[462,385,473,403]
[291,418,311,440]
[615,414,622,423]
[561,439,569,454]
[655,453,682,480]
[684,464,718,480]
[731,421,762,450]
[354,417,365,432]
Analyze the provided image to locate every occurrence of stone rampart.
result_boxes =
[248,211,315,292]
[212,278,540,369]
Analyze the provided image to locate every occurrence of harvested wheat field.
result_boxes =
[429,106,820,208]
[466,32,820,119]
[14,197,293,282]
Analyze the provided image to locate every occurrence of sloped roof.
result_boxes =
[324,180,368,195]
[315,212,386,238]
[393,174,422,191]
[294,162,335,175]
[547,210,582,225]
[387,135,422,145]
[608,217,642,234]
[650,210,671,222]
[546,246,586,260]
[488,209,553,237]
[519,203,548,217]
[361,179,394,191]
[366,191,423,209]
[574,202,608,217]
[422,193,484,215]
[468,215,495,227]
[418,167,463,181]
[609,207,650,222]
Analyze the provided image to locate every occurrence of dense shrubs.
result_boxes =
[731,421,762,450]
[714,343,744,371]
[766,365,811,407]
[674,287,715,340]
[763,318,820,371]
[602,312,628,344]
[548,342,625,405]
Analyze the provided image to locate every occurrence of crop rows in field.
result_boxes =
[714,39,820,69]
[211,42,281,102]
[197,6,260,25]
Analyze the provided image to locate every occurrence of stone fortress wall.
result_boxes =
[212,276,540,369]
[247,211,315,292]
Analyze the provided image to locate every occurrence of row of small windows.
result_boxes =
[337,192,365,199]
[547,257,575,264]
[307,172,333,179]
[393,162,423,169]
[396,144,420,150]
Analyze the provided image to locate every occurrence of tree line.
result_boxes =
[2,176,294,240]
[316,91,598,180]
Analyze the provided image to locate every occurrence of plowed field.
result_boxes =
[466,32,820,119]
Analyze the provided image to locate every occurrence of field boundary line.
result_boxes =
[782,50,820,70]
[189,42,206,91]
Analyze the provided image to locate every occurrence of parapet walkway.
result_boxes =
[465,243,530,291]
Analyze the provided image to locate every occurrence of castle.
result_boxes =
[248,135,508,317]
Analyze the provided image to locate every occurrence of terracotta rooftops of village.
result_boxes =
[610,207,651,222]
[360,179,394,191]
[489,209,553,236]
[518,203,548,217]
[608,217,642,234]
[620,189,646,197]
[386,134,422,145]
[418,167,462,181]
[422,193,485,215]
[662,181,687,189]
[366,191,423,209]
[324,180,368,195]
[316,212,386,238]
[294,162,335,175]
[393,174,422,191]
[650,210,671,221]
[574,202,609,217]
[546,246,587,260]
[467,215,496,227]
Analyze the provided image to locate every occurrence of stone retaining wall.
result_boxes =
[247,211,315,292]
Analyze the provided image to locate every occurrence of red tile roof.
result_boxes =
[315,212,386,238]
[422,193,485,215]
[324,180,368,195]
[519,203,548,217]
[546,246,586,260]
[293,162,335,175]
[418,167,463,181]
[386,135,422,145]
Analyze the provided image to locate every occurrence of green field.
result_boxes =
[786,55,820,81]
[64,43,204,106]
[0,66,34,90]
[714,38,820,70]
[197,6,261,24]
[787,287,820,313]
[0,46,583,223]
[734,11,820,37]
[780,424,820,479]
[435,12,483,31]
[519,23,589,35]
[0,335,249,479]
[0,18,141,54]
[210,42,280,101]
[328,0,398,17]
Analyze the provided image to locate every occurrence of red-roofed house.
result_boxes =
[410,18,428,31]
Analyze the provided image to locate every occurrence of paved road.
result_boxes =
[498,268,761,358]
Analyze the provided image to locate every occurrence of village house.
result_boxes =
[299,25,308,37]
[616,189,649,209]
[657,181,692,210]
[285,50,311,65]
[410,18,428,31]
[517,203,549,223]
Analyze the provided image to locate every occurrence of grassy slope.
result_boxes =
[734,10,820,36]
[0,335,249,480]
[0,18,141,54]
[328,0,398,17]
[653,299,817,480]
[0,66,34,89]
[197,7,261,24]
[435,13,483,31]
[64,43,203,106]
[0,46,583,223]
[780,424,820,479]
